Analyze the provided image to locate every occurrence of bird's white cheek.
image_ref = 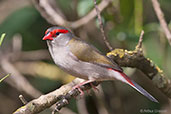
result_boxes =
[51,40,56,44]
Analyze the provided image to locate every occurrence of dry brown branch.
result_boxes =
[93,0,113,51]
[32,0,111,29]
[13,78,99,114]
[151,0,171,45]
[33,0,67,26]
[1,58,42,98]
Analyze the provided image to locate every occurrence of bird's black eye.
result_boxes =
[56,32,60,36]
[47,31,50,34]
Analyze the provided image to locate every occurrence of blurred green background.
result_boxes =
[0,0,171,114]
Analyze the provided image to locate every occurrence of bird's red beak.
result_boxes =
[42,33,53,41]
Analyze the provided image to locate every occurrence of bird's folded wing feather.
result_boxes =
[67,38,122,72]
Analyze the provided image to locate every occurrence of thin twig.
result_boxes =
[19,95,28,105]
[93,0,113,51]
[39,0,67,26]
[136,30,144,49]
[151,0,171,45]
[71,0,110,29]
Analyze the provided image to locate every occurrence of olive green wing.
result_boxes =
[67,38,122,72]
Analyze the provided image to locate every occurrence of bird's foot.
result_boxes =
[90,82,99,92]
[72,80,99,97]
[72,84,85,96]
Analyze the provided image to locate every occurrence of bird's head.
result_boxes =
[42,27,73,41]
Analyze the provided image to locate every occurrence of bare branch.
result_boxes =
[32,0,68,26]
[32,0,111,29]
[93,0,113,51]
[71,0,110,29]
[13,78,100,114]
[1,58,42,98]
[151,0,171,45]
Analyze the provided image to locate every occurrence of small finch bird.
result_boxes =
[43,26,158,103]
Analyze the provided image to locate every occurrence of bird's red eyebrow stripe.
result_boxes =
[45,29,69,35]
[54,29,69,33]
[45,30,49,35]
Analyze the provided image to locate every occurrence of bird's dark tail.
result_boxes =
[120,72,159,103]
[110,68,159,103]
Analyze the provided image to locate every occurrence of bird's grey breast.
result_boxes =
[51,43,77,69]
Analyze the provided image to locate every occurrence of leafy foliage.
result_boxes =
[77,0,94,17]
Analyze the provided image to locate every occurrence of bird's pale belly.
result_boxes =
[54,54,114,81]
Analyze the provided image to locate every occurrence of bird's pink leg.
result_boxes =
[90,83,99,92]
[72,80,98,96]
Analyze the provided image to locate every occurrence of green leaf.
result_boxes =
[0,7,39,39]
[0,33,6,46]
[77,0,94,17]
[0,74,10,83]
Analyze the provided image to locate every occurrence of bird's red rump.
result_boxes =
[108,68,134,86]
[120,72,134,86]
